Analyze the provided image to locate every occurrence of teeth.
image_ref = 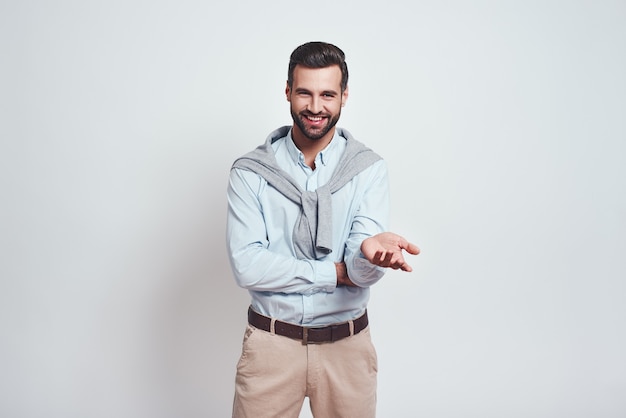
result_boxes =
[307,116,323,121]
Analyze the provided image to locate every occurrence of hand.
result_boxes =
[360,232,420,272]
[335,262,358,287]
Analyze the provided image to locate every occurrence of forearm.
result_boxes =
[227,168,337,294]
[342,160,390,287]
[228,244,337,294]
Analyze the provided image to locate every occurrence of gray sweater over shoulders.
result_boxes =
[232,126,382,260]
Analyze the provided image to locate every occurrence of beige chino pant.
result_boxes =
[232,324,378,418]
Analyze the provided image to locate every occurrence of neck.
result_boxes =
[291,125,336,169]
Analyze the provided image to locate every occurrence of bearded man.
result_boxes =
[226,41,420,418]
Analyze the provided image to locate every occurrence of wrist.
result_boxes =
[335,261,357,287]
[335,262,346,285]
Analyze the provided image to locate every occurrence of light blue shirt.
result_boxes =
[226,128,389,326]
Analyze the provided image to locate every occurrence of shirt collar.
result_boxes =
[285,128,341,167]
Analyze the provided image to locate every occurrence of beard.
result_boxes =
[291,107,341,141]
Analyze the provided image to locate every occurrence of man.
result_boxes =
[226,41,419,418]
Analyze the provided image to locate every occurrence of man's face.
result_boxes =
[286,64,348,142]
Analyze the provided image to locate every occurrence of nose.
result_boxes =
[308,96,322,114]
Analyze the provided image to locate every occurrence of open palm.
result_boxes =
[361,232,420,272]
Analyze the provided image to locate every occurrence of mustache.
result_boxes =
[300,111,330,118]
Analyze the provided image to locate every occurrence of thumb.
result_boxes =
[404,242,420,255]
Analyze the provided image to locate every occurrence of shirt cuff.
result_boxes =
[311,260,337,293]
[349,253,386,287]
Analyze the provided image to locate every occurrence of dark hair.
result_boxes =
[287,41,349,92]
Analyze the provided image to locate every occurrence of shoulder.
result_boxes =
[361,159,388,178]
[229,166,268,195]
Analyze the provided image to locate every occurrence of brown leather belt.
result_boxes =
[247,306,368,344]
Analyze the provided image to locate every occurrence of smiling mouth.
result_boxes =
[303,114,328,123]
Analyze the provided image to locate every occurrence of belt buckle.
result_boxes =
[302,325,336,345]
[302,326,324,345]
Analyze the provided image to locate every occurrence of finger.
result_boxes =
[389,254,404,269]
[400,262,413,272]
[403,242,420,255]
[389,252,412,271]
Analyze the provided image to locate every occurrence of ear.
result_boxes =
[341,85,349,107]
[285,81,291,102]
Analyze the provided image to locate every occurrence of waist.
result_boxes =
[249,288,369,326]
[248,306,368,344]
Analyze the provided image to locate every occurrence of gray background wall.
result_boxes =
[1,1,624,417]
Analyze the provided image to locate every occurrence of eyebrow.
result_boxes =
[294,87,339,96]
